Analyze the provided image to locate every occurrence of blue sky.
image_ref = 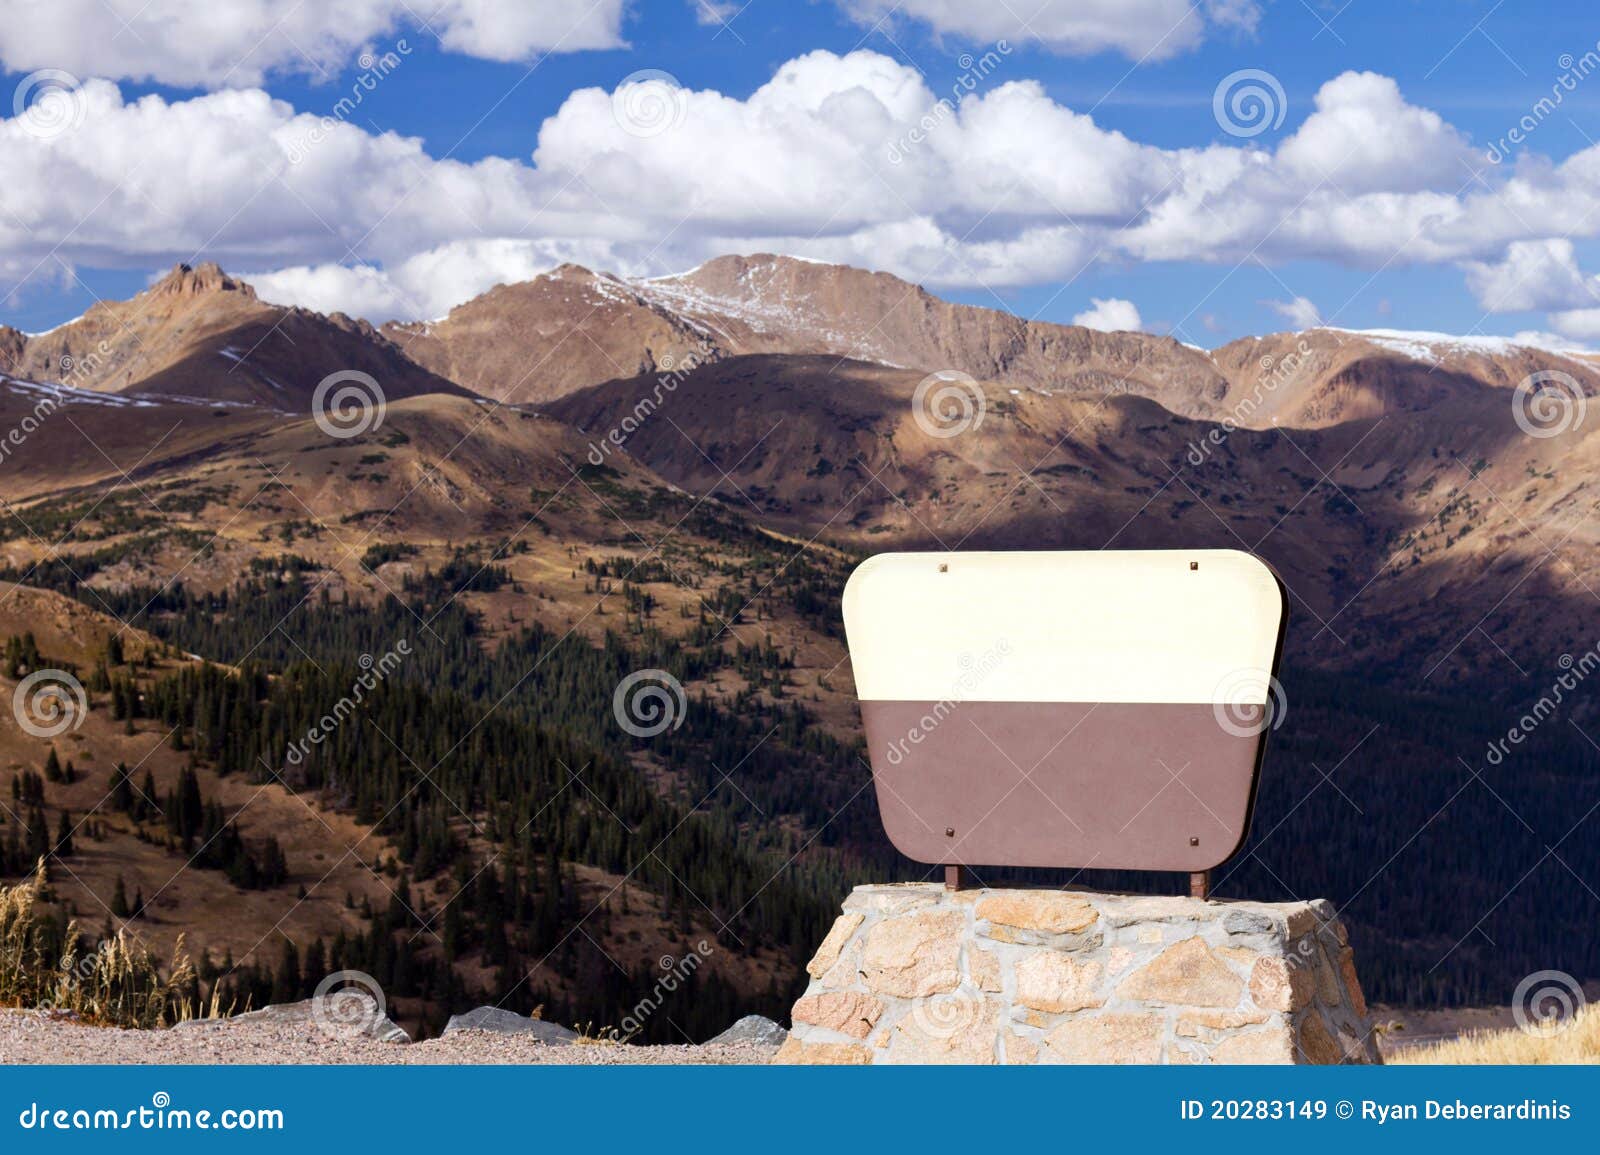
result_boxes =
[5,0,1600,347]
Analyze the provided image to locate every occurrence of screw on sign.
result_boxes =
[841,549,1287,897]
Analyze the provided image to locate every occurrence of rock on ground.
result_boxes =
[442,1006,579,1044]
[176,995,410,1044]
[707,1015,789,1047]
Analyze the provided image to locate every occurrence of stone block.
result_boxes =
[886,994,1003,1064]
[1223,911,1274,935]
[1044,1013,1165,1064]
[1175,1009,1268,1038]
[861,909,964,998]
[1014,952,1103,1014]
[1212,1028,1295,1064]
[1118,937,1243,1008]
[1295,1012,1343,1064]
[773,1037,873,1065]
[791,991,883,1039]
[1337,948,1368,1018]
[1248,956,1315,1012]
[843,884,939,915]
[970,946,1003,993]
[806,913,863,979]
[976,891,1098,935]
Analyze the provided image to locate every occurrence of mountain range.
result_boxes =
[3,252,1598,1031]
[7,252,1596,679]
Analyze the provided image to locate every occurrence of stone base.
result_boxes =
[773,884,1379,1065]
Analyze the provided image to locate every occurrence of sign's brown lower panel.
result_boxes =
[860,700,1267,872]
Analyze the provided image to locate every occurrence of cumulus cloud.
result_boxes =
[1275,72,1475,195]
[834,0,1260,60]
[1547,310,1600,340]
[1265,297,1323,329]
[7,50,1600,335]
[0,0,626,87]
[1462,238,1600,313]
[0,81,563,283]
[1073,298,1144,332]
[250,238,645,322]
[1509,328,1594,352]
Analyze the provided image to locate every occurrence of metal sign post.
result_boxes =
[842,549,1287,893]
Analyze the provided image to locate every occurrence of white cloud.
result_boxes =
[834,0,1260,60]
[1265,296,1323,329]
[250,238,643,322]
[8,51,1600,336]
[1462,238,1600,313]
[0,81,551,281]
[1073,298,1143,332]
[0,0,626,88]
[1548,310,1600,340]
[1509,328,1594,352]
[249,263,414,321]
[689,0,741,27]
[1275,72,1474,195]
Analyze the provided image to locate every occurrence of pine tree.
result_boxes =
[53,810,73,858]
[271,939,300,1005]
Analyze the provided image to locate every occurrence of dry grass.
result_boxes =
[0,862,211,1029]
[1390,1005,1600,1064]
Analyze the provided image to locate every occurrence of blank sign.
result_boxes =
[842,549,1287,873]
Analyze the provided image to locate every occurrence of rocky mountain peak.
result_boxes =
[547,262,601,282]
[150,261,256,300]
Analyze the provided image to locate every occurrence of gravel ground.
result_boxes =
[0,1011,779,1065]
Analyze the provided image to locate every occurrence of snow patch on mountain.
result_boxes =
[1320,327,1594,364]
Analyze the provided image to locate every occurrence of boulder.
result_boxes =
[442,1006,578,1044]
[221,995,410,1043]
[707,1015,789,1047]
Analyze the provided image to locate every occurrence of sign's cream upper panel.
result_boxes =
[842,549,1285,704]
